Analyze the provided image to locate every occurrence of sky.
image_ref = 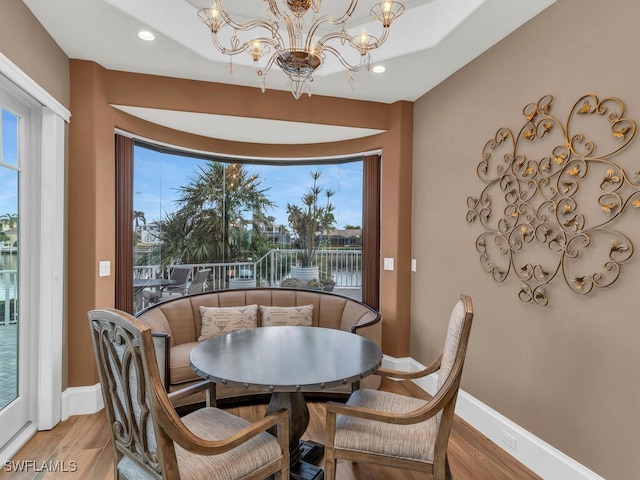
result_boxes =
[133,145,364,230]
[0,109,19,218]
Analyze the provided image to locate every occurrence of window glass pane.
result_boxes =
[0,160,19,409]
[133,144,363,312]
[1,109,18,166]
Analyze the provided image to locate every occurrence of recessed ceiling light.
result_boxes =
[372,65,386,74]
[138,30,155,41]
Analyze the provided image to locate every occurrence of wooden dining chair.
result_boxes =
[324,294,474,480]
[88,308,290,480]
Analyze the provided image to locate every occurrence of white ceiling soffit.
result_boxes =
[106,0,485,77]
[23,0,557,103]
[112,105,385,144]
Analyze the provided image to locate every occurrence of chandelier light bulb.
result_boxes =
[382,1,392,23]
[360,29,369,46]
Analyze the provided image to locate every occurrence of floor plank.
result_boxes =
[2,379,541,479]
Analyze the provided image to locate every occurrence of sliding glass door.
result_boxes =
[0,83,32,450]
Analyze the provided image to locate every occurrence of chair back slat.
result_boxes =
[170,267,192,285]
[187,269,211,295]
[89,310,166,478]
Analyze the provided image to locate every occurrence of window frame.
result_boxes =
[115,134,381,311]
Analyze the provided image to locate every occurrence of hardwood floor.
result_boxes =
[1,378,541,479]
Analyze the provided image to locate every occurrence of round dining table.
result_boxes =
[190,325,382,480]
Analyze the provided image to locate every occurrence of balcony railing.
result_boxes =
[0,269,17,326]
[134,249,362,288]
[133,249,362,312]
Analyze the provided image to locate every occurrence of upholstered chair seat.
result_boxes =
[334,389,436,463]
[174,408,283,480]
[325,294,474,480]
[118,407,282,480]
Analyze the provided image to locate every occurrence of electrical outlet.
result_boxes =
[501,429,517,451]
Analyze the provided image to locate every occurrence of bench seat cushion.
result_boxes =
[170,341,201,384]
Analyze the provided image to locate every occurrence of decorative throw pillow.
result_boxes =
[260,305,314,327]
[198,304,258,341]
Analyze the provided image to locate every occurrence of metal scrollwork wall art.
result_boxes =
[466,94,640,306]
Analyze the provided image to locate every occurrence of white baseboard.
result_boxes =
[60,384,103,421]
[382,356,604,480]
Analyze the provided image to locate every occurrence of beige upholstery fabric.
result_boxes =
[174,407,282,480]
[117,406,283,480]
[169,341,201,384]
[334,389,437,463]
[260,304,314,326]
[437,299,465,392]
[332,299,468,466]
[198,305,258,341]
[118,456,159,480]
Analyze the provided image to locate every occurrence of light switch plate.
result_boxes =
[411,259,417,272]
[383,257,394,271]
[99,261,111,277]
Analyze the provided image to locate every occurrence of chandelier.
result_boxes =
[197,0,405,99]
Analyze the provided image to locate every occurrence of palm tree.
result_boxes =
[133,210,146,230]
[286,171,336,267]
[0,213,17,230]
[0,213,18,248]
[132,210,146,245]
[157,162,274,267]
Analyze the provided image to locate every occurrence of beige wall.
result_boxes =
[0,0,69,108]
[0,1,70,388]
[68,61,414,386]
[412,0,640,478]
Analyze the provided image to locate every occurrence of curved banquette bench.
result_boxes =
[136,288,382,406]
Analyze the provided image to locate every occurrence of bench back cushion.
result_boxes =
[137,289,378,347]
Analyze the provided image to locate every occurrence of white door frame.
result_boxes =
[0,52,69,462]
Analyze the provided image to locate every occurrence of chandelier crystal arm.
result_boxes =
[308,2,359,28]
[318,44,365,72]
[264,0,285,20]
[211,29,280,57]
[316,26,389,57]
[206,7,283,57]
[304,0,359,51]
[278,12,299,51]
[200,2,284,50]
[259,51,280,73]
